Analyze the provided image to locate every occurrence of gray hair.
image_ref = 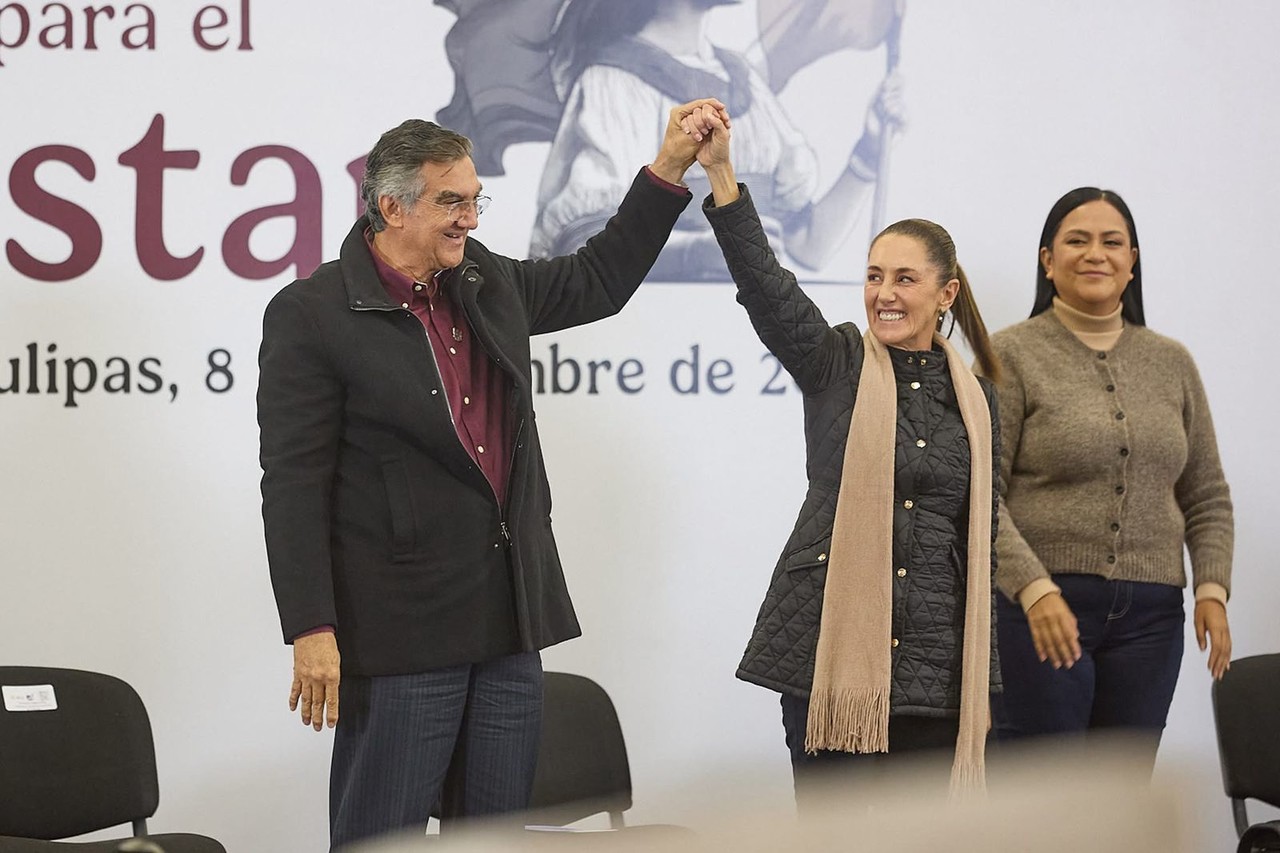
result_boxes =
[361,120,473,232]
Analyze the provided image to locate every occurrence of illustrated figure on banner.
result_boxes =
[435,0,907,281]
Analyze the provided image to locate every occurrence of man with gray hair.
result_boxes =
[258,99,726,849]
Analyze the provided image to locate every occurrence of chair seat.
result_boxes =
[0,667,227,851]
[0,834,225,853]
[1238,820,1280,853]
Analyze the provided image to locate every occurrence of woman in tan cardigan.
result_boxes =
[990,187,1233,768]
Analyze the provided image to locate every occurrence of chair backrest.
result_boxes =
[0,666,160,839]
[527,672,632,827]
[1212,654,1280,810]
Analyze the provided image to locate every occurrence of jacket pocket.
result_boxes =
[951,542,966,580]
[784,536,832,573]
[380,458,416,560]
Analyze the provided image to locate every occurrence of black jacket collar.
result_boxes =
[338,215,478,310]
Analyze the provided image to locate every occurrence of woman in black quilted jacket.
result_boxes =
[686,105,1003,803]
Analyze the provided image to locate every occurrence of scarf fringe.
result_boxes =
[804,687,889,754]
[948,757,987,800]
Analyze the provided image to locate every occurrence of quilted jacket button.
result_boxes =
[891,638,900,648]
[897,567,907,578]
[817,553,827,562]
[903,499,914,509]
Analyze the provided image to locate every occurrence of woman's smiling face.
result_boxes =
[865,233,958,351]
[1041,199,1137,317]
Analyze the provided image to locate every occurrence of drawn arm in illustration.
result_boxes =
[436,0,905,280]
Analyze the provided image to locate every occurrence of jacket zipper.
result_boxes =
[353,303,461,432]
[455,278,525,527]
[358,282,520,545]
[417,312,514,545]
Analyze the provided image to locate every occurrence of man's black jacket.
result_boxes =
[259,169,689,676]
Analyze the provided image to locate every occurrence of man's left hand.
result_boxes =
[651,97,730,185]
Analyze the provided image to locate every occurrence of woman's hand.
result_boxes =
[682,104,738,206]
[680,102,732,169]
[1194,599,1232,680]
[651,97,728,185]
[1025,592,1082,669]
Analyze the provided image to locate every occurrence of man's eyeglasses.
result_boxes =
[418,195,491,218]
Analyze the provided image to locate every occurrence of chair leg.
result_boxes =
[118,839,167,853]
[608,811,626,830]
[1234,799,1251,839]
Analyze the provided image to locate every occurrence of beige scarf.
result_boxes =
[804,331,992,793]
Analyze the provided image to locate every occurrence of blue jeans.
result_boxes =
[328,651,543,851]
[993,575,1184,768]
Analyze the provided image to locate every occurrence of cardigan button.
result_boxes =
[1115,485,1125,495]
[1107,555,1116,564]
[1120,447,1130,456]
[1111,523,1120,532]
[1115,412,1125,420]
[1097,352,1107,360]
[1106,384,1116,392]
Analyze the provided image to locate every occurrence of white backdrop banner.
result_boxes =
[2,1,1278,849]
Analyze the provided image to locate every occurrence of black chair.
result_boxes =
[526,672,634,828]
[1212,653,1280,853]
[0,666,226,853]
